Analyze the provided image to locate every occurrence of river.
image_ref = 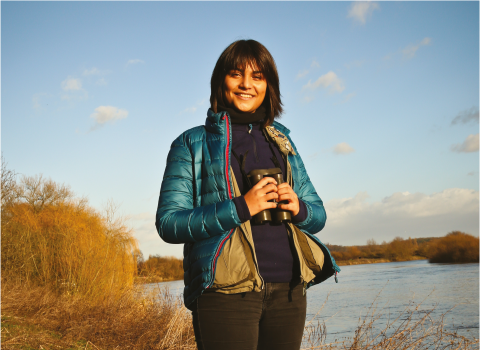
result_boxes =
[146,260,479,343]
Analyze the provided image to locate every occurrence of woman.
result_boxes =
[156,40,339,350]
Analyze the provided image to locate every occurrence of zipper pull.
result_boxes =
[303,281,307,296]
[248,124,253,134]
[335,271,338,283]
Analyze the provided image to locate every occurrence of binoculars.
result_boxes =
[247,168,292,225]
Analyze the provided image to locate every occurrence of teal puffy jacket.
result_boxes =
[156,109,340,308]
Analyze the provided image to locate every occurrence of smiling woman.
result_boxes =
[155,39,339,350]
[223,65,267,114]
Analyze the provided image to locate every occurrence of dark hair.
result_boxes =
[210,40,283,126]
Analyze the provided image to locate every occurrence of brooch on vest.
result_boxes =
[264,126,296,156]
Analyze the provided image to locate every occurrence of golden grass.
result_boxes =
[1,281,196,350]
[2,172,138,304]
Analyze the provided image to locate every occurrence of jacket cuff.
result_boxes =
[232,196,252,223]
[291,199,308,224]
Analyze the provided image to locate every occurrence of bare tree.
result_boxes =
[1,154,17,208]
[15,174,74,213]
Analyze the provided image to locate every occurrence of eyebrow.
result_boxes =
[232,68,263,75]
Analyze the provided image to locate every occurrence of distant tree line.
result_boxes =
[326,232,479,264]
[136,254,183,282]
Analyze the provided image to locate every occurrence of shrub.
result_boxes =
[428,231,479,263]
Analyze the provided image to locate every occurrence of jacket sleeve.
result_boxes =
[290,143,327,235]
[155,135,242,244]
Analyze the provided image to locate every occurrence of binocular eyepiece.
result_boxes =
[247,168,292,225]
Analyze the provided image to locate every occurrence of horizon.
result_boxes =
[2,1,478,258]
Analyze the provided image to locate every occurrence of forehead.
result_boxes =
[230,61,261,73]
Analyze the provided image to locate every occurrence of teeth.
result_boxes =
[239,94,253,98]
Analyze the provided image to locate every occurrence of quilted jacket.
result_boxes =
[156,108,340,309]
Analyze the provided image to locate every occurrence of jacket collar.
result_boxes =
[206,108,228,134]
[205,108,291,136]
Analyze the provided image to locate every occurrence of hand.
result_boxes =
[244,177,278,217]
[277,183,300,216]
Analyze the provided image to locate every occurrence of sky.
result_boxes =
[2,1,479,259]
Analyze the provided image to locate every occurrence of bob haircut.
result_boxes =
[210,40,283,126]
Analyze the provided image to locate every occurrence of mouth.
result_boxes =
[235,93,255,100]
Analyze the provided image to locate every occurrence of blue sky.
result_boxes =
[2,1,479,259]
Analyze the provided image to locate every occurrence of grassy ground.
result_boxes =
[1,315,91,350]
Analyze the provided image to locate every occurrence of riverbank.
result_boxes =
[336,255,426,266]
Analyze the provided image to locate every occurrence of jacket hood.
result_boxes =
[206,108,290,136]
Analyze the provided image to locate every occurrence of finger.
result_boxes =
[278,194,294,203]
[277,187,294,195]
[263,192,279,202]
[259,184,278,195]
[278,203,297,212]
[262,202,279,210]
[277,183,291,190]
[253,176,277,189]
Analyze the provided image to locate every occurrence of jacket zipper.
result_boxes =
[248,124,259,163]
[207,113,234,288]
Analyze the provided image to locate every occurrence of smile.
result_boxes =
[235,93,255,100]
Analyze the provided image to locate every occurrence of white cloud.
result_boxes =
[303,71,345,94]
[451,134,479,153]
[402,37,431,59]
[296,60,320,80]
[96,78,108,86]
[61,77,82,91]
[83,67,101,76]
[333,142,355,155]
[347,2,379,24]
[127,59,145,66]
[322,188,479,245]
[180,99,207,114]
[451,106,479,125]
[90,106,128,130]
[32,93,48,111]
[296,70,309,79]
[340,92,356,104]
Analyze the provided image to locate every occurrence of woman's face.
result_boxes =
[223,64,267,113]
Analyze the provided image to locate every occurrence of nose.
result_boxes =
[239,75,252,90]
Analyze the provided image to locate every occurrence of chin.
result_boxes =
[234,104,256,113]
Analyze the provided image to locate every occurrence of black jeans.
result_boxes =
[192,282,306,350]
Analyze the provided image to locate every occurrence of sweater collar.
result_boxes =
[205,108,290,136]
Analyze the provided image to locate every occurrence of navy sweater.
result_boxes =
[231,122,307,282]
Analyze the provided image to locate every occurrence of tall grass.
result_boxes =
[1,160,138,303]
[1,281,196,350]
